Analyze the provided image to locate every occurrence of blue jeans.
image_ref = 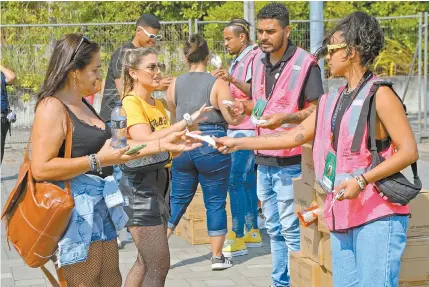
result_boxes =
[227,129,258,238]
[169,124,231,236]
[331,215,408,287]
[257,164,301,287]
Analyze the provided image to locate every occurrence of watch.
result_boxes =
[183,113,193,127]
[355,176,366,191]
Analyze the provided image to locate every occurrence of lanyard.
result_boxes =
[261,60,287,101]
[330,71,373,144]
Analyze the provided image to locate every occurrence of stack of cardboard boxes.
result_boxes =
[175,185,232,245]
[291,143,333,287]
[291,143,429,287]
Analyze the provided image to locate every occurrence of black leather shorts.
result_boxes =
[120,168,170,227]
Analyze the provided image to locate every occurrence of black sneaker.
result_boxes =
[211,254,233,271]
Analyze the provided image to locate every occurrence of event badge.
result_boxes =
[251,99,267,123]
[322,151,337,192]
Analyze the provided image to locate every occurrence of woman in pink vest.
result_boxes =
[215,12,418,286]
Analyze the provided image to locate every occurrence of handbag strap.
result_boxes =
[24,105,73,193]
[352,85,420,180]
[41,265,67,287]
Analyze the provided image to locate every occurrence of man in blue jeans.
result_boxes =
[235,4,324,286]
[211,18,262,257]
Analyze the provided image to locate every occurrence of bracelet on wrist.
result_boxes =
[94,154,103,175]
[361,174,368,185]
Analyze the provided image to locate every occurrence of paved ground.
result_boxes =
[2,140,429,287]
[0,143,273,287]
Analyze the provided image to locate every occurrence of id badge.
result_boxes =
[251,99,267,122]
[321,151,337,192]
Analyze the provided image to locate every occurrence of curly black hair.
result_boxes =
[256,3,290,28]
[315,11,384,67]
[226,18,251,40]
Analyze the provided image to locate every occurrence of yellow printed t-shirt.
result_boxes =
[122,94,172,166]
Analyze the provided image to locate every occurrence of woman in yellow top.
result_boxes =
[119,47,211,287]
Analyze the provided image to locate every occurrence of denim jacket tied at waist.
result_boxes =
[53,174,128,267]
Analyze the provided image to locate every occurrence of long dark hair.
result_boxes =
[35,33,100,108]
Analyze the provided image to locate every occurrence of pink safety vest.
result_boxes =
[313,77,409,232]
[229,46,261,130]
[252,47,316,158]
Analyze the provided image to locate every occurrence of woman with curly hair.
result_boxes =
[215,11,418,286]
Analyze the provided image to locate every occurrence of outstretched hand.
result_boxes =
[160,130,203,157]
[190,103,215,124]
[258,113,285,130]
[212,136,241,154]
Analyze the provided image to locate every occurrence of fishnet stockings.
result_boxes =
[125,225,170,287]
[61,239,121,287]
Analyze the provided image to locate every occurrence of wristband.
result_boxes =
[183,113,193,127]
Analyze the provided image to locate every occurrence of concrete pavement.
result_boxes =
[0,143,273,287]
[2,140,429,287]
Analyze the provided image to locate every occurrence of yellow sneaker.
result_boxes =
[222,231,248,257]
[243,229,263,248]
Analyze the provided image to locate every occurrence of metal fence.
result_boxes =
[1,13,428,143]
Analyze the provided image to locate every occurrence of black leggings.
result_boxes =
[125,224,170,287]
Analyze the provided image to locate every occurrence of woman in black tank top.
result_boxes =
[30,33,203,287]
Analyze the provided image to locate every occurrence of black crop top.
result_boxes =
[58,99,113,177]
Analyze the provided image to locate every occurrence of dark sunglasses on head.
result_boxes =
[70,35,90,62]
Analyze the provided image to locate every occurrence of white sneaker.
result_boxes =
[117,237,123,249]
[211,254,233,271]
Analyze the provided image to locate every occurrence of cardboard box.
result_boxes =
[183,191,231,220]
[400,236,429,281]
[319,233,332,272]
[315,192,330,234]
[408,191,429,238]
[290,251,333,287]
[300,223,322,264]
[176,216,232,245]
[294,178,316,216]
[301,143,315,185]
[399,281,429,287]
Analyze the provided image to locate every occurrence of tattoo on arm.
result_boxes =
[282,107,315,124]
[295,133,305,143]
[263,131,289,139]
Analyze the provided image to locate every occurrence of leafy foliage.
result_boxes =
[1,1,428,100]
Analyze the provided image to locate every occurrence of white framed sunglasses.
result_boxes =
[138,26,162,41]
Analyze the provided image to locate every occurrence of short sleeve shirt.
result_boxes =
[99,42,136,122]
[122,95,171,136]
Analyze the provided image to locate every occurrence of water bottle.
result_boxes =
[110,100,127,149]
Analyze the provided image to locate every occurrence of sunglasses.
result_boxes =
[327,43,347,56]
[135,63,166,75]
[138,26,162,41]
[70,35,90,63]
